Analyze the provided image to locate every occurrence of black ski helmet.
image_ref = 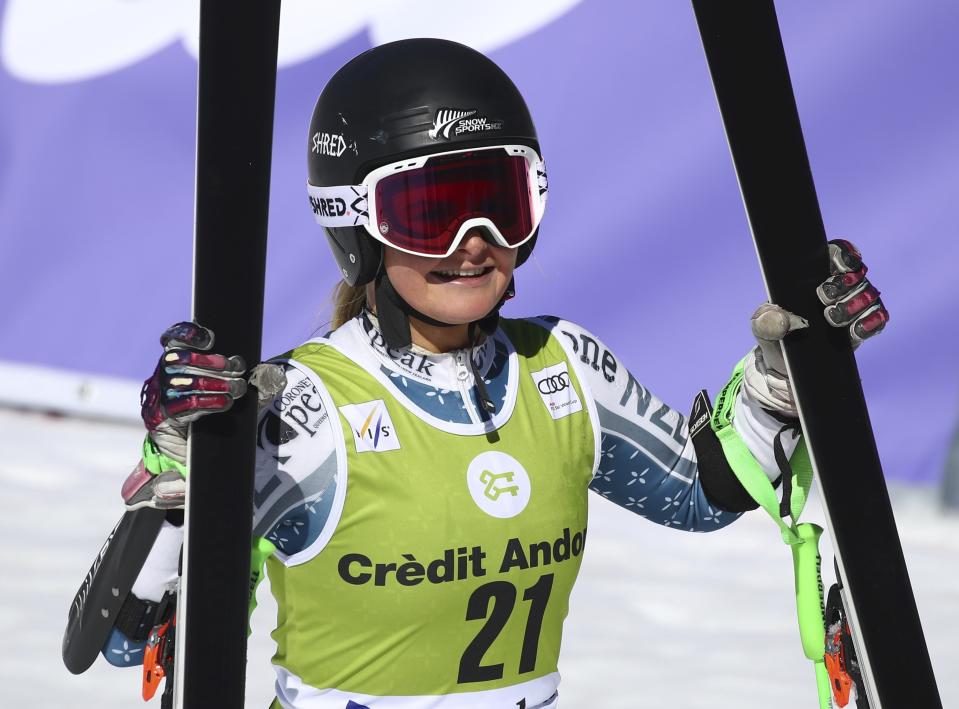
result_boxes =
[307,38,542,287]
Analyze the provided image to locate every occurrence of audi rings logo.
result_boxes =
[537,371,570,395]
[531,363,582,421]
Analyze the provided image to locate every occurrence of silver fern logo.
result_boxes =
[428,108,477,140]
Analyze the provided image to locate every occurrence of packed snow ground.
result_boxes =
[1,408,956,709]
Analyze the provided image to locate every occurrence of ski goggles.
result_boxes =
[307,145,547,258]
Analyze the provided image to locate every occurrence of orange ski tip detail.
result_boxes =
[825,626,853,707]
[142,661,166,701]
[142,618,172,701]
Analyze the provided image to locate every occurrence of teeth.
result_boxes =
[437,268,486,277]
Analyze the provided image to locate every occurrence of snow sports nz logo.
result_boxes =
[427,107,504,140]
[465,451,531,518]
[338,400,401,453]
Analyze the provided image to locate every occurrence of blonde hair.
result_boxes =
[330,280,368,329]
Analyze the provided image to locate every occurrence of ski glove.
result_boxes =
[744,239,889,417]
[817,239,889,345]
[123,322,247,510]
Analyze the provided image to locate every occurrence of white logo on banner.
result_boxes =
[466,451,531,518]
[1,0,584,84]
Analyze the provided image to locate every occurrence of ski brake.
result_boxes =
[142,608,176,707]
[824,577,870,708]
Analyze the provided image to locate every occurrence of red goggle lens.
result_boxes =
[373,151,535,255]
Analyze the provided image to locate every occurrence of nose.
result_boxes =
[457,227,496,253]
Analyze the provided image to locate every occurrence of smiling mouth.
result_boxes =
[431,266,494,282]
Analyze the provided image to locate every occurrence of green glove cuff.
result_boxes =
[142,435,188,478]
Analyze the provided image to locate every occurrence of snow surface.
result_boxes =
[1,408,956,708]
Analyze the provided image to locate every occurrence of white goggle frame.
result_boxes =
[306,144,548,259]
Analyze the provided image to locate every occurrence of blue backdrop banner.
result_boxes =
[0,0,956,484]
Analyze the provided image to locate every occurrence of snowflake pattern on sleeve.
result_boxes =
[590,432,736,531]
[530,316,746,533]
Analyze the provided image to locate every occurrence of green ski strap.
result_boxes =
[712,358,832,708]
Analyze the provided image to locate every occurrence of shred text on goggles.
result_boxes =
[307,145,548,258]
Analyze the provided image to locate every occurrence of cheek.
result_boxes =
[387,264,427,299]
[383,251,433,299]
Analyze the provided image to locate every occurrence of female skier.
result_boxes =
[105,39,887,708]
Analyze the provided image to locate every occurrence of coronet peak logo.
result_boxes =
[338,400,400,453]
[466,451,530,518]
[530,362,582,420]
[427,107,504,141]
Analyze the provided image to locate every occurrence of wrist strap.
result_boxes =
[114,590,175,643]
[711,358,832,708]
[142,435,187,477]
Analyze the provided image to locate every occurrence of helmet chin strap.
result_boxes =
[373,270,514,351]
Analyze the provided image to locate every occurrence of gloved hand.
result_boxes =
[816,239,888,345]
[122,322,247,509]
[743,239,889,417]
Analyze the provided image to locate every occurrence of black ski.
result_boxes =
[62,507,166,674]
[173,1,281,707]
[691,1,941,707]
